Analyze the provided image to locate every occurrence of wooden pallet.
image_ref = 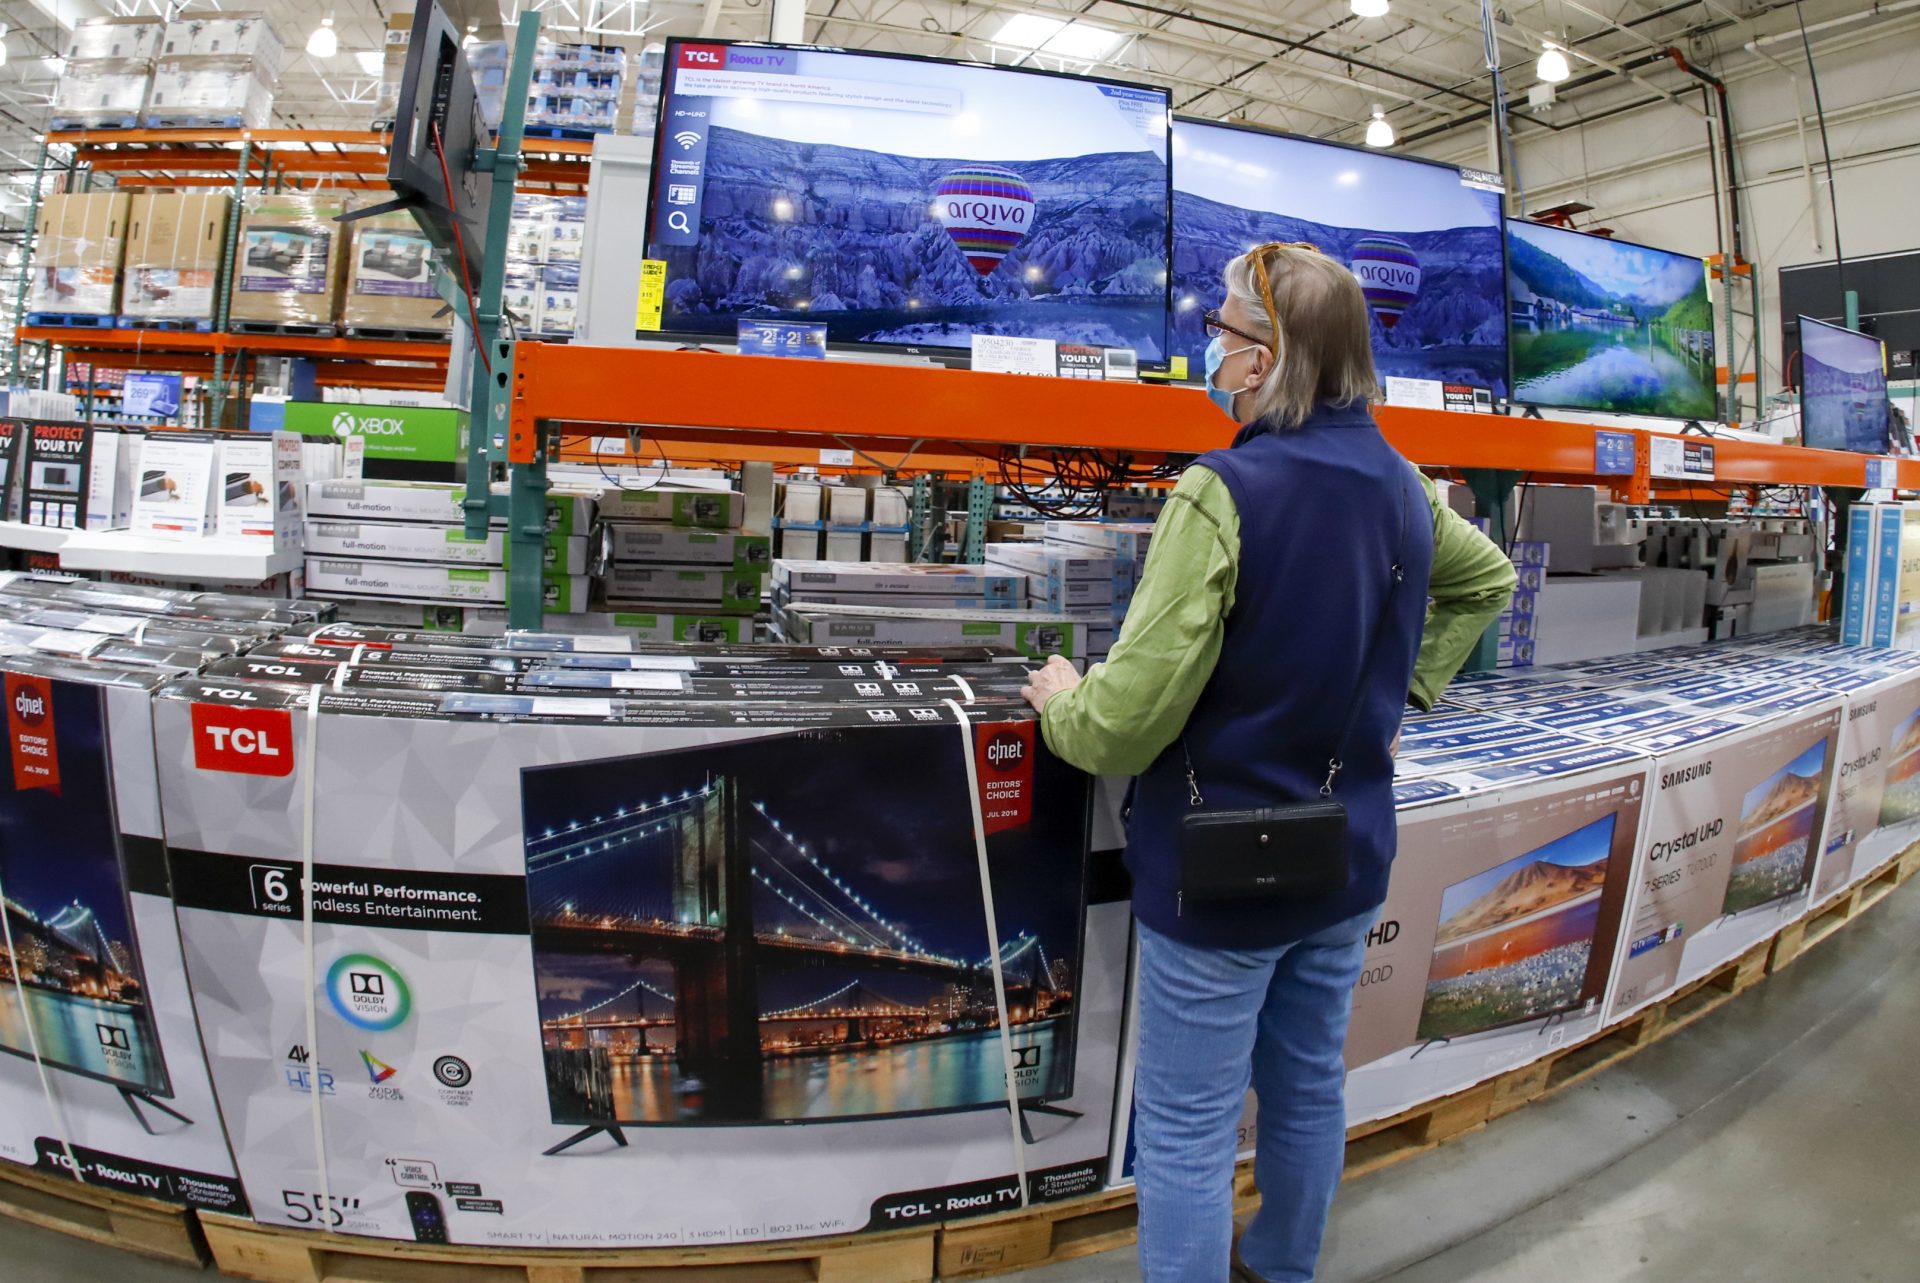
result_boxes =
[200,1212,936,1283]
[0,1160,206,1268]
[1771,847,1917,972]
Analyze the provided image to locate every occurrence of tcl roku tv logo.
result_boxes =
[191,703,295,777]
[677,44,725,68]
[985,731,1027,771]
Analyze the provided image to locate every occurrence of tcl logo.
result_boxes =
[11,687,45,726]
[191,704,295,777]
[677,44,725,67]
[985,731,1026,771]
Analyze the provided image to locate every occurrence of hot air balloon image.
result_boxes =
[1349,236,1423,330]
[934,165,1036,276]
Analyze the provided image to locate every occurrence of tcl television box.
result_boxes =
[131,432,219,537]
[230,192,351,331]
[158,685,1116,1246]
[0,658,245,1210]
[27,193,131,319]
[215,432,303,544]
[1606,698,1844,1023]
[22,422,138,531]
[121,192,229,327]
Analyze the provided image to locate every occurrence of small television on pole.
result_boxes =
[385,0,491,285]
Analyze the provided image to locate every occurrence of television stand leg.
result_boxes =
[1521,406,1544,419]
[1017,1102,1084,1145]
[1409,1038,1450,1061]
[119,1089,193,1134]
[1536,1012,1568,1038]
[543,1124,629,1157]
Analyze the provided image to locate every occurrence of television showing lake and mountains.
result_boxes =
[649,47,1172,359]
[1171,119,1509,396]
[1723,740,1831,916]
[1507,220,1717,420]
[1415,815,1616,1044]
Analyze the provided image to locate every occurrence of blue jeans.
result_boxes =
[1133,911,1373,1283]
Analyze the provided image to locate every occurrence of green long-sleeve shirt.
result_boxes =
[1040,467,1516,775]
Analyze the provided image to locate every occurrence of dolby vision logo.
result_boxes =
[327,953,412,1031]
[332,410,357,438]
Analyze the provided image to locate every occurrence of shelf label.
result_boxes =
[1649,437,1715,481]
[635,260,666,333]
[818,449,855,466]
[1594,430,1636,476]
[1866,458,1897,489]
[736,320,827,360]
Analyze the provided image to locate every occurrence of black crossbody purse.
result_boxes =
[1177,485,1410,910]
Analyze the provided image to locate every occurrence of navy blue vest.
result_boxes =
[1125,402,1435,949]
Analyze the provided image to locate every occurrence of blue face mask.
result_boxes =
[1203,334,1258,420]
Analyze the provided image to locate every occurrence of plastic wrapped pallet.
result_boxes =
[143,56,274,129]
[230,191,352,333]
[342,206,450,338]
[120,192,230,328]
[64,15,164,61]
[160,12,284,73]
[49,59,153,131]
[27,192,131,321]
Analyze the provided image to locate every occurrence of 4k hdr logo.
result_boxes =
[191,704,295,777]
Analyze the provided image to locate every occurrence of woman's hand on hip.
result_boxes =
[1021,655,1081,715]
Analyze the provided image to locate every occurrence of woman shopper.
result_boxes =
[1023,242,1481,1283]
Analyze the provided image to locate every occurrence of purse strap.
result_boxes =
[1185,475,1412,808]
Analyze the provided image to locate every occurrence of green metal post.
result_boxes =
[1462,468,1522,674]
[211,139,250,430]
[9,140,49,386]
[908,475,931,562]
[964,475,992,564]
[1844,289,1860,332]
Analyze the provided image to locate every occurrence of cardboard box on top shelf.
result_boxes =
[121,191,230,325]
[27,192,131,317]
[230,191,352,330]
[343,206,451,336]
[65,15,165,61]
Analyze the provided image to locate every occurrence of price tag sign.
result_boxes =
[634,260,666,333]
[1594,430,1636,475]
[1649,437,1715,480]
[736,320,828,360]
[1866,458,1897,489]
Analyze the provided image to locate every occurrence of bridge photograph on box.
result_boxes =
[524,728,1088,1131]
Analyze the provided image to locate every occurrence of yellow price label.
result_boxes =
[1168,355,1189,381]
[635,260,666,333]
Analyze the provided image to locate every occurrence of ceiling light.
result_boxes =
[354,51,384,76]
[1537,44,1571,83]
[41,56,65,77]
[1042,23,1124,58]
[1364,105,1395,148]
[994,14,1066,48]
[306,15,338,59]
[0,24,9,69]
[1350,0,1391,18]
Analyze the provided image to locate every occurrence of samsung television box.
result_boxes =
[1605,693,1844,1023]
[0,657,246,1210]
[157,685,1120,1245]
[1345,747,1653,1125]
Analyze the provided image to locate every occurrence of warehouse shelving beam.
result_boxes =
[458,14,547,629]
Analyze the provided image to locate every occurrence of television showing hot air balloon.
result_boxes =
[1506,220,1717,422]
[642,39,1172,363]
[1170,118,1509,398]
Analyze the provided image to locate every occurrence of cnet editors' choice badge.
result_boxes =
[974,720,1036,834]
[5,673,59,794]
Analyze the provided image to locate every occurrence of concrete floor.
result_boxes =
[3,877,1917,1282]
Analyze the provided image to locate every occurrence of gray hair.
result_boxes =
[1223,244,1380,430]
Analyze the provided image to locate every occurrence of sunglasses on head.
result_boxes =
[1206,241,1322,354]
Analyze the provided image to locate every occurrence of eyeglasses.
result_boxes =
[1210,241,1322,355]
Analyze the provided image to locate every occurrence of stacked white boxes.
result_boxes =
[773,481,911,562]
[596,487,769,643]
[50,17,163,130]
[525,39,626,135]
[303,478,595,613]
[988,542,1137,661]
[504,195,585,338]
[145,13,282,129]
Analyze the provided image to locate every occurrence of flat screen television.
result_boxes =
[643,39,1173,364]
[1506,219,1717,421]
[1722,739,1832,916]
[0,675,171,1101]
[1415,814,1617,1043]
[521,729,1087,1142]
[1170,118,1509,398]
[1798,314,1889,454]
